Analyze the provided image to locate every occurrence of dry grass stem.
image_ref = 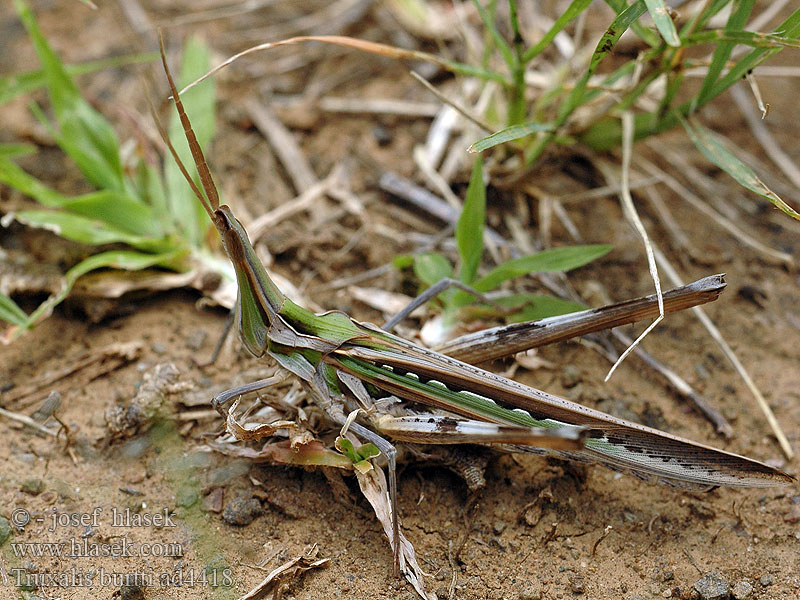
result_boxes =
[243,97,317,193]
[599,112,664,381]
[636,157,794,266]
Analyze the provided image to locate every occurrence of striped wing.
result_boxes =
[329,326,791,490]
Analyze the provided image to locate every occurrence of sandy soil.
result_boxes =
[1,2,798,599]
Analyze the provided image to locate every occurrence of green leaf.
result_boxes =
[468,121,553,153]
[644,0,680,47]
[61,190,163,237]
[680,117,800,221]
[473,244,612,292]
[0,53,157,106]
[456,156,485,285]
[165,36,216,247]
[0,156,72,207]
[0,293,28,327]
[15,0,127,193]
[392,254,415,269]
[12,210,163,248]
[413,253,453,287]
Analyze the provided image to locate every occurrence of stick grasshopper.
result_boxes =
[156,39,791,594]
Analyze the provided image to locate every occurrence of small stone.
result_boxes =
[693,572,729,600]
[517,583,543,600]
[185,329,208,351]
[561,365,581,388]
[119,583,145,600]
[372,125,393,146]
[0,516,11,544]
[20,478,44,495]
[493,520,507,535]
[759,573,774,587]
[222,495,262,526]
[784,505,800,523]
[731,581,753,599]
[202,488,224,513]
[568,574,585,594]
[176,486,198,508]
[151,343,167,355]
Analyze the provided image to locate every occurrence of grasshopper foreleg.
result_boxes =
[211,375,287,417]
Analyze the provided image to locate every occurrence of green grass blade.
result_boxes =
[522,0,592,62]
[0,293,29,327]
[682,30,800,50]
[0,156,72,206]
[643,0,680,47]
[680,116,800,220]
[0,143,36,158]
[470,0,515,70]
[527,0,648,165]
[15,0,127,193]
[456,157,486,286]
[165,36,216,247]
[473,244,612,292]
[0,53,157,106]
[701,8,800,106]
[604,0,660,48]
[468,121,553,153]
[696,0,754,107]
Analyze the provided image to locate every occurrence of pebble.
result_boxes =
[759,573,774,587]
[731,581,753,599]
[176,486,198,508]
[185,329,208,351]
[493,519,507,535]
[372,125,393,146]
[517,583,543,600]
[20,478,44,495]
[119,583,145,600]
[561,365,581,388]
[0,516,11,544]
[202,488,224,513]
[151,343,167,355]
[222,495,262,526]
[693,572,729,600]
[568,574,586,594]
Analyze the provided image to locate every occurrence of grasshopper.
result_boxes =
[157,39,791,590]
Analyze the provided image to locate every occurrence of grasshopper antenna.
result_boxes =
[157,31,219,219]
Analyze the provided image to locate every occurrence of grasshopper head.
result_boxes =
[214,205,287,357]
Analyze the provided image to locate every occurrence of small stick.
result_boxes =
[591,525,613,556]
[410,71,493,132]
[0,406,58,437]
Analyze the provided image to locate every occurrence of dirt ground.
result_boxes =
[1,2,798,600]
